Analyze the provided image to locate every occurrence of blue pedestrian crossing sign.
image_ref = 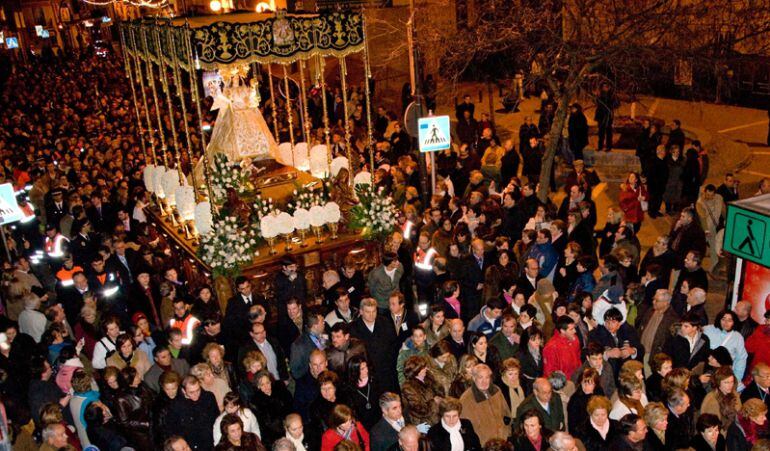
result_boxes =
[418,116,451,152]
[0,183,22,225]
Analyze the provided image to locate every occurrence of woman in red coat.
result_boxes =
[618,172,649,232]
[320,404,370,451]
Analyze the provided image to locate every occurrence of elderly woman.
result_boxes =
[500,358,526,420]
[579,395,620,451]
[700,366,741,433]
[428,341,457,395]
[215,413,267,451]
[105,333,151,378]
[727,398,768,450]
[703,310,748,385]
[427,397,482,451]
[191,362,230,412]
[511,409,552,451]
[401,355,444,426]
[202,342,237,391]
[251,371,293,446]
[567,367,602,435]
[642,402,669,451]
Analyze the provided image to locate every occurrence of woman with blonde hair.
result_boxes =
[449,354,478,398]
[642,402,669,451]
[700,366,741,432]
[191,362,230,411]
[728,397,769,450]
[202,342,236,391]
[580,395,621,451]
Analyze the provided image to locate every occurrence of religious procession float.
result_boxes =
[118,10,398,302]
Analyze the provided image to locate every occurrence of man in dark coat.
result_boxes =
[165,376,219,451]
[669,207,707,266]
[587,307,644,377]
[500,192,526,243]
[370,393,404,451]
[567,103,589,161]
[289,308,326,380]
[673,250,709,293]
[741,362,770,411]
[236,321,290,382]
[647,146,669,218]
[516,258,541,300]
[456,110,479,146]
[455,94,475,120]
[665,389,695,450]
[223,276,265,359]
[595,83,618,151]
[350,298,400,393]
[667,120,686,151]
[500,139,521,188]
[459,239,492,324]
[716,172,740,203]
[519,116,540,153]
[639,235,677,289]
[274,256,306,318]
[522,136,544,183]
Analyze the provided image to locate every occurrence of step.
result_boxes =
[583,148,641,182]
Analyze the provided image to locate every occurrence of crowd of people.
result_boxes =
[2,39,770,451]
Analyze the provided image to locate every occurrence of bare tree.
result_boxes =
[428,0,770,202]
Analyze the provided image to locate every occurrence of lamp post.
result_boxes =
[407,0,431,204]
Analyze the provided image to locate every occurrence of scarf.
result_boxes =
[285,434,307,451]
[591,418,610,439]
[441,419,464,451]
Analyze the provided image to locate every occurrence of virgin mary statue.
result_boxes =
[205,65,278,163]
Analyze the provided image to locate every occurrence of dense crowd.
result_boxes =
[1,43,770,451]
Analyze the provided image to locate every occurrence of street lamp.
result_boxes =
[209,0,222,12]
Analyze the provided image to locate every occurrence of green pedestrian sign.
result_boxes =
[724,199,770,267]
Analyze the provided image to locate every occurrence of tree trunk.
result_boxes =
[487,80,496,127]
[537,95,571,203]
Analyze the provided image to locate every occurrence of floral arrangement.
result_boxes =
[285,183,327,214]
[209,153,254,201]
[349,184,397,241]
[198,214,260,277]
[253,194,276,219]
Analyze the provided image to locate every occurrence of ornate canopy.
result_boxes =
[120,11,365,70]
